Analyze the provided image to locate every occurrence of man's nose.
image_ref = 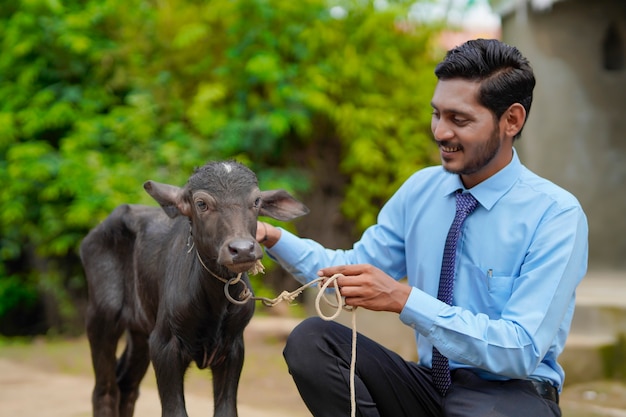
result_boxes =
[432,119,454,141]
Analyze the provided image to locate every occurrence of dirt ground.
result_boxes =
[0,316,310,417]
[1,315,626,417]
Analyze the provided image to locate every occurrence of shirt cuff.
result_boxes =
[266,227,298,261]
[399,287,446,335]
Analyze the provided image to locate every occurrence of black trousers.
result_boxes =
[283,317,561,417]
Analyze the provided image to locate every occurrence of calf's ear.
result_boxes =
[143,180,192,218]
[260,190,309,221]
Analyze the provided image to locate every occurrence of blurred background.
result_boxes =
[1,0,625,415]
[0,0,487,336]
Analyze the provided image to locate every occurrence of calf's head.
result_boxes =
[143,161,309,274]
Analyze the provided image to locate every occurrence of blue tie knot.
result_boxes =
[456,192,479,216]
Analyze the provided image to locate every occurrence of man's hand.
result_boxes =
[256,221,280,248]
[317,264,411,314]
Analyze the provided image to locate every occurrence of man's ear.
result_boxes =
[502,103,526,139]
[260,190,309,221]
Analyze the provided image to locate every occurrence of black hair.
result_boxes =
[434,39,536,140]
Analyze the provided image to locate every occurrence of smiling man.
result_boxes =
[258,39,588,417]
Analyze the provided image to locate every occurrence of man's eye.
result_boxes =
[196,200,208,212]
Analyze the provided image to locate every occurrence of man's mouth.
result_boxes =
[440,144,462,153]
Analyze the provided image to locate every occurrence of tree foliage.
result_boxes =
[0,0,442,334]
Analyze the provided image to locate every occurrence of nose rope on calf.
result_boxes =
[196,251,358,417]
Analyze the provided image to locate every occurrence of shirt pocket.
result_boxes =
[486,271,515,315]
[463,265,515,317]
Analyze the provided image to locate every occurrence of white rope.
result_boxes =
[315,274,357,417]
[192,230,361,410]
[220,269,358,417]
[263,274,357,417]
[199,253,358,417]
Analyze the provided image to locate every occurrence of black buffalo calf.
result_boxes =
[80,161,309,417]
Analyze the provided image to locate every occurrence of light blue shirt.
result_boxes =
[267,149,588,391]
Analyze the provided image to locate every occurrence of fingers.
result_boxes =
[256,221,267,243]
[256,221,280,248]
[316,264,410,313]
[317,265,373,302]
[317,264,369,278]
[317,264,379,293]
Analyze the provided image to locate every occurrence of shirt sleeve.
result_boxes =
[265,230,350,284]
[266,176,414,284]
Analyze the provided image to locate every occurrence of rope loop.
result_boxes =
[223,275,252,305]
[314,274,354,320]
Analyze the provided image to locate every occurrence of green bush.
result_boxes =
[0,0,441,334]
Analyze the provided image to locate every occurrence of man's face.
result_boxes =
[430,79,513,188]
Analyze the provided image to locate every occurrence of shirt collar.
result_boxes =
[441,148,523,211]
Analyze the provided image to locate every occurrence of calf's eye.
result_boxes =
[254,197,261,208]
[196,200,208,212]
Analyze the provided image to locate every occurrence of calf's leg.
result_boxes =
[117,331,151,417]
[86,305,125,417]
[150,331,190,417]
[211,334,245,417]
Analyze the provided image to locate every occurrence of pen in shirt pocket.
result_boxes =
[487,269,493,290]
